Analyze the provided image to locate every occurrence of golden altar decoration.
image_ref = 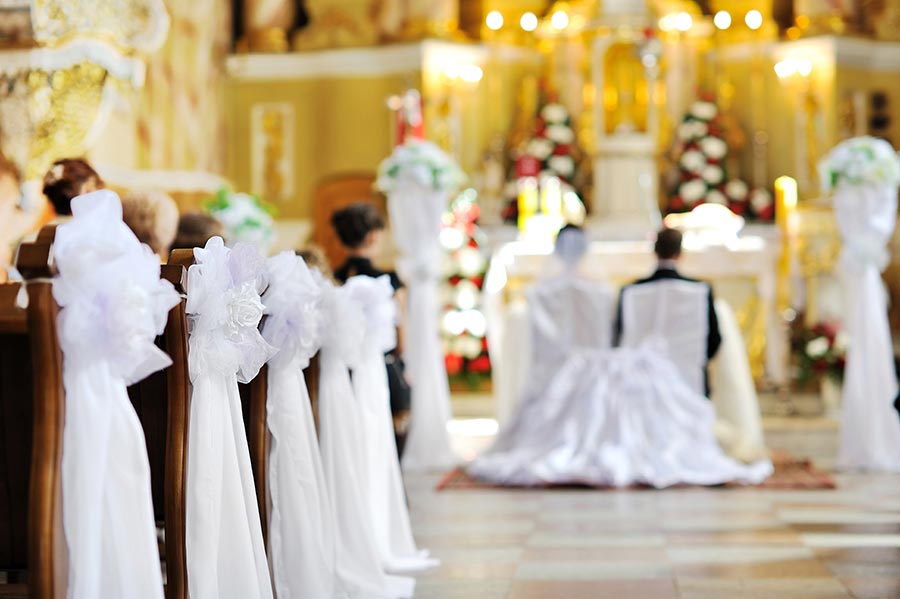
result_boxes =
[0,0,168,192]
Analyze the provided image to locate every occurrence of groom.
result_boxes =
[615,227,722,396]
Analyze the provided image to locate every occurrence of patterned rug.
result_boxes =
[436,452,835,491]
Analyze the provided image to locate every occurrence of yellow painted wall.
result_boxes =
[226,74,417,220]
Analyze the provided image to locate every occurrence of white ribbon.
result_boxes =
[53,190,178,599]
[185,237,275,599]
[343,275,439,575]
[832,185,900,471]
[260,251,337,598]
[387,181,457,472]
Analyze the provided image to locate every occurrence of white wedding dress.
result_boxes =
[469,268,772,489]
[316,274,415,599]
[261,251,337,598]
[53,191,178,599]
[343,275,438,574]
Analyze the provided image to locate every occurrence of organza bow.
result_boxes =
[53,190,179,385]
[342,275,397,354]
[315,272,366,368]
[261,251,323,369]
[186,237,275,383]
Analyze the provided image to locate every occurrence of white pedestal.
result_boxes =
[592,133,662,232]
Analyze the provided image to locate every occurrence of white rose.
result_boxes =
[680,179,707,202]
[725,180,749,201]
[750,189,773,212]
[455,334,483,359]
[226,282,265,332]
[806,337,830,359]
[527,138,555,161]
[541,103,569,124]
[702,165,724,185]
[700,137,728,160]
[545,125,575,144]
[677,121,698,142]
[706,189,728,205]
[691,101,718,121]
[548,155,575,178]
[681,150,707,173]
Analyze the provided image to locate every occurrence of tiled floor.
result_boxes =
[405,415,900,599]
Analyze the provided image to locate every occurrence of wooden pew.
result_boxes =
[0,241,66,598]
[7,228,190,599]
[125,263,190,599]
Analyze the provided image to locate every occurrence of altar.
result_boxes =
[484,229,784,420]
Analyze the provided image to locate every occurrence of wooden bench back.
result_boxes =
[0,234,66,599]
[125,263,190,599]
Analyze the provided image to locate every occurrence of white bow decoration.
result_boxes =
[53,190,178,599]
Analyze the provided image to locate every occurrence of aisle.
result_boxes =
[405,423,900,599]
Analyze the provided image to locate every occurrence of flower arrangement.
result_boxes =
[818,135,900,192]
[667,98,774,221]
[205,187,276,250]
[375,139,467,194]
[439,190,492,390]
[791,321,847,386]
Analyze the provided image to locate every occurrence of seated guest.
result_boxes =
[296,244,334,281]
[615,227,722,396]
[42,157,104,218]
[170,211,224,250]
[0,152,43,281]
[330,202,410,457]
[120,189,179,260]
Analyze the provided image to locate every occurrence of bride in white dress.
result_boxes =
[468,226,772,488]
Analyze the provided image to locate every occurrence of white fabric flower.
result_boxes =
[541,103,569,124]
[375,139,467,194]
[725,180,749,201]
[545,125,575,145]
[700,137,728,160]
[548,155,575,178]
[806,337,830,358]
[702,165,724,185]
[680,179,707,202]
[261,251,322,369]
[690,101,718,121]
[706,189,728,205]
[681,150,707,173]
[818,135,900,191]
[527,138,555,161]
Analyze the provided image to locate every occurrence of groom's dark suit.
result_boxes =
[614,265,722,396]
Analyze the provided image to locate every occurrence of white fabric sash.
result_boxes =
[185,237,275,599]
[833,185,900,471]
[387,181,457,472]
[261,252,337,598]
[344,275,438,574]
[53,191,178,599]
[316,275,414,599]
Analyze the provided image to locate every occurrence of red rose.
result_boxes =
[468,355,492,373]
[553,144,571,156]
[670,197,686,211]
[449,276,462,286]
[471,275,484,289]
[729,201,747,216]
[445,354,464,375]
